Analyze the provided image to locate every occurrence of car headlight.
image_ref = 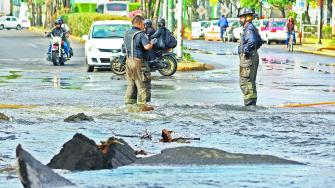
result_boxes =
[88,45,99,53]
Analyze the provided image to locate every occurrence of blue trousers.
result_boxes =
[48,41,70,56]
[286,32,296,45]
[220,27,226,39]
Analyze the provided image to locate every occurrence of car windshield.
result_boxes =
[106,3,127,11]
[271,21,286,27]
[229,21,239,27]
[92,24,131,39]
[252,20,260,27]
[201,22,210,28]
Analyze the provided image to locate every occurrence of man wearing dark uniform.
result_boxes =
[238,8,262,106]
[124,15,154,111]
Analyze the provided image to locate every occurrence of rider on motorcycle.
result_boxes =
[58,16,73,57]
[46,19,70,60]
[144,19,157,61]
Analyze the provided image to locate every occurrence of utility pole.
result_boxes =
[177,0,183,58]
[318,0,324,44]
[259,0,263,19]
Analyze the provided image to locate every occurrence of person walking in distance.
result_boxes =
[218,14,229,42]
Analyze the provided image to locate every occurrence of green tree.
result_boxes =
[267,0,292,18]
[240,0,260,9]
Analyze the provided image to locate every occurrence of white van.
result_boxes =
[96,1,129,17]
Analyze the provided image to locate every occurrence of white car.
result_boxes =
[204,20,220,41]
[0,16,22,30]
[191,21,211,39]
[233,20,267,41]
[21,19,31,29]
[82,20,131,72]
[260,20,287,44]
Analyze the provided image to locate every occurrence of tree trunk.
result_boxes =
[147,0,152,19]
[45,0,52,29]
[153,0,161,27]
[279,7,285,18]
[141,0,146,17]
[305,2,311,24]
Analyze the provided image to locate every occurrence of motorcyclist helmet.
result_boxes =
[144,19,152,29]
[55,19,62,25]
[58,16,64,24]
[157,17,166,27]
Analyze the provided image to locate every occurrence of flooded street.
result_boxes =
[1,30,335,187]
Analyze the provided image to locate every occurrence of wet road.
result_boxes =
[1,30,335,187]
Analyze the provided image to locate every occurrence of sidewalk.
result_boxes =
[295,43,335,57]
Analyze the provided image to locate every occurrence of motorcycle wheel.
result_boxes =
[51,51,60,66]
[111,56,126,75]
[59,54,65,66]
[159,55,178,76]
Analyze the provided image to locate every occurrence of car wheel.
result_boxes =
[266,37,271,45]
[0,25,4,30]
[86,57,94,72]
[16,25,21,30]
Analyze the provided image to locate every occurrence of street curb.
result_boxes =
[178,61,215,71]
[295,48,335,57]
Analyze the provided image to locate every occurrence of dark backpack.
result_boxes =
[255,30,262,50]
[165,29,177,49]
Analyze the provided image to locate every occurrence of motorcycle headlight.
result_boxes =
[88,45,99,53]
[52,38,59,44]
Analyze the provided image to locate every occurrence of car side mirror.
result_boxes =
[82,35,89,41]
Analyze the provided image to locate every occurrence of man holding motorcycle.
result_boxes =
[46,20,70,60]
[124,15,155,111]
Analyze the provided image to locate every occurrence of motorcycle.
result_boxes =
[110,51,178,76]
[46,32,68,66]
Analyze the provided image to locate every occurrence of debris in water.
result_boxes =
[161,129,174,143]
[64,113,94,122]
[135,150,147,156]
[48,133,108,171]
[16,144,75,188]
[160,129,200,143]
[97,137,137,169]
[0,113,9,121]
[48,134,136,170]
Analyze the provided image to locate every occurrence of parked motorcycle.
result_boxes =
[110,52,178,76]
[47,32,68,66]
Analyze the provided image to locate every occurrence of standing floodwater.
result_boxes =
[1,30,335,188]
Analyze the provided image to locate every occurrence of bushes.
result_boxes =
[322,25,332,39]
[129,3,141,12]
[65,13,130,37]
[74,3,97,13]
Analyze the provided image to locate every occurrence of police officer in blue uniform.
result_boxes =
[238,8,263,106]
[124,15,155,111]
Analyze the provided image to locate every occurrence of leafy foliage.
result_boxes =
[65,13,130,37]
